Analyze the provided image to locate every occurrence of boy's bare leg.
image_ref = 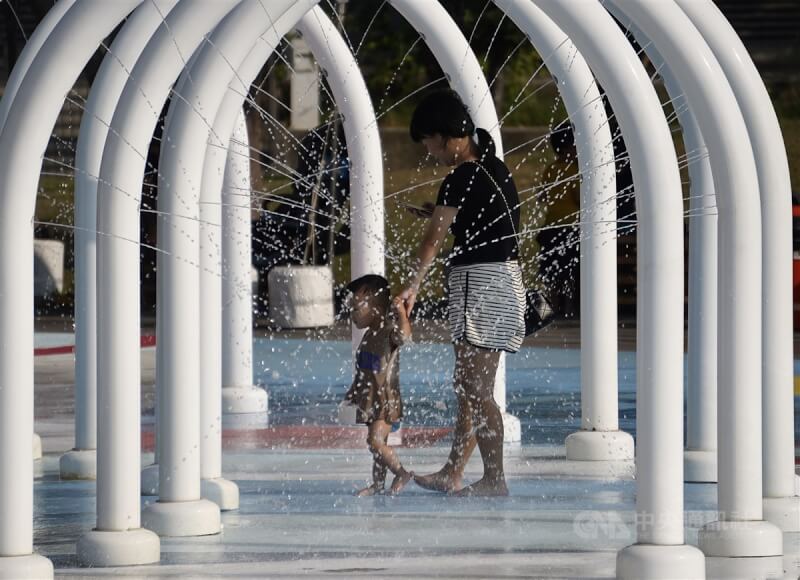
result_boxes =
[356,456,387,496]
[362,420,413,496]
[453,345,508,497]
[415,344,481,492]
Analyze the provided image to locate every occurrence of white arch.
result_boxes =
[530,0,705,576]
[0,0,77,470]
[0,0,142,576]
[0,0,76,132]
[157,0,318,511]
[605,0,783,571]
[492,0,632,462]
[63,0,181,483]
[388,0,502,153]
[1,1,792,578]
[676,0,799,533]
[386,0,521,438]
[94,0,244,541]
[607,0,720,488]
[205,6,387,431]
[211,0,509,432]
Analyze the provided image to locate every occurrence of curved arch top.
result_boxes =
[0,0,76,133]
[492,0,621,442]
[676,0,796,513]
[388,0,503,157]
[72,0,180,462]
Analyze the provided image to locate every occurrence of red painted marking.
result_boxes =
[35,334,156,356]
[141,425,452,451]
[33,345,75,356]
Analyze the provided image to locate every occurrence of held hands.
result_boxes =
[398,287,417,318]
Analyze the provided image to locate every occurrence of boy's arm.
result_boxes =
[391,296,412,345]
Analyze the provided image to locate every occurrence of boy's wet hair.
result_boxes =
[409,89,475,143]
[346,274,391,309]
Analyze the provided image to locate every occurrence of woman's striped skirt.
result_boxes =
[446,261,525,353]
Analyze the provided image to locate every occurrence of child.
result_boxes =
[344,274,413,496]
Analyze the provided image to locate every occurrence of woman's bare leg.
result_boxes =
[414,344,487,492]
[453,344,508,497]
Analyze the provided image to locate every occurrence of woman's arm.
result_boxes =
[401,204,457,316]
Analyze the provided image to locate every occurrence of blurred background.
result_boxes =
[1,0,798,323]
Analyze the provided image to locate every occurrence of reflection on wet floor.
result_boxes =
[29,336,800,578]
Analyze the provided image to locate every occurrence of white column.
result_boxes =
[606,6,719,484]
[0,0,75,470]
[297,6,386,430]
[493,0,631,461]
[64,0,180,483]
[388,0,518,440]
[676,0,800,534]
[93,0,243,540]
[214,3,321,426]
[221,113,262,420]
[202,11,316,424]
[532,0,704,577]
[605,0,782,573]
[680,104,718,484]
[156,0,317,517]
[199,116,242,509]
[0,0,143,576]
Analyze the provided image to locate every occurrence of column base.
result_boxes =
[683,449,717,483]
[704,556,784,579]
[616,543,705,579]
[222,385,268,415]
[502,412,521,443]
[565,430,634,461]
[698,519,783,557]
[32,433,42,460]
[201,477,239,511]
[76,528,160,567]
[0,554,53,579]
[763,495,800,532]
[142,498,220,537]
[141,463,159,496]
[59,448,96,480]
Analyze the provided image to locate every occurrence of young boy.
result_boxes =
[344,274,413,496]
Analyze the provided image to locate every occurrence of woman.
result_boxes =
[400,90,525,496]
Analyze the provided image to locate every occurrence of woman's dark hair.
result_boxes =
[410,89,475,142]
[410,89,498,167]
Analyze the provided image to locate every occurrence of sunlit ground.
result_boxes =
[29,331,800,578]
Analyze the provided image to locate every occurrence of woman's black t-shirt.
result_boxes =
[435,158,520,267]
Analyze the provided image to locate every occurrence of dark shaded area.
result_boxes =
[0,1,798,322]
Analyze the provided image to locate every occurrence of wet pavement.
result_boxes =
[27,328,800,579]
